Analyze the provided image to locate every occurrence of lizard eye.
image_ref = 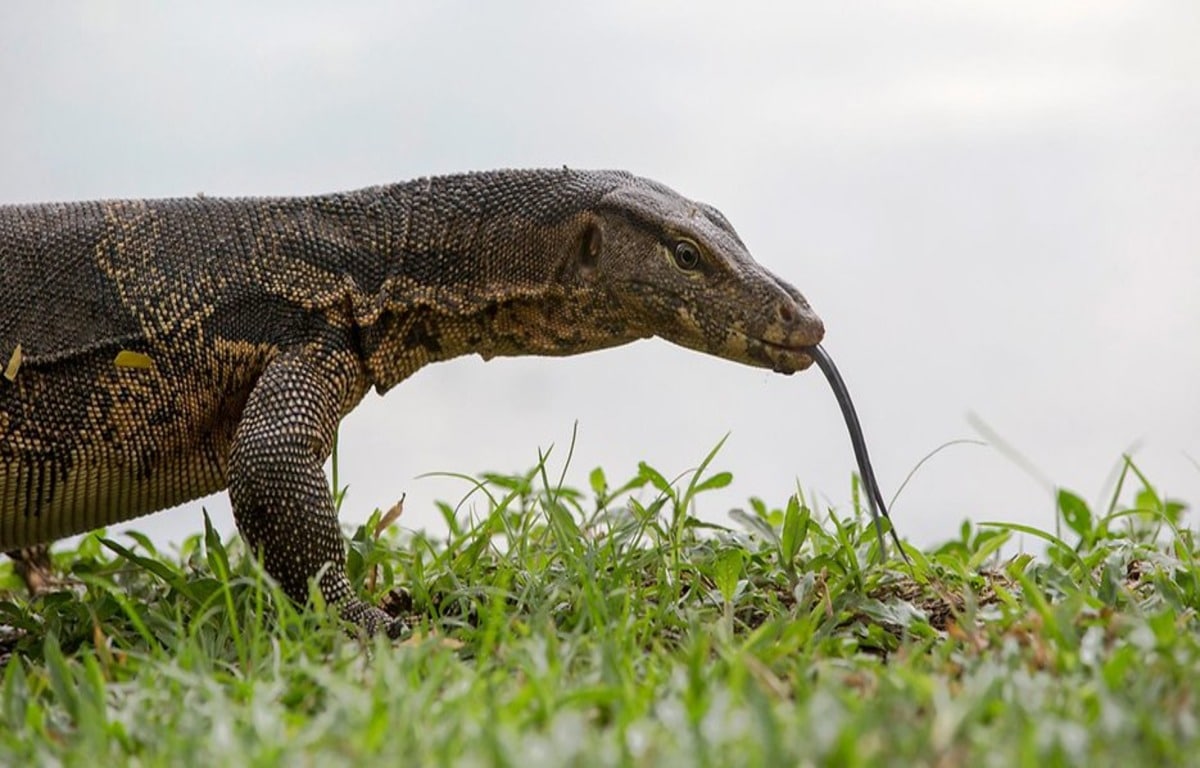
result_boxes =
[672,240,702,271]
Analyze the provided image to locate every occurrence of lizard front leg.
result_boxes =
[227,348,403,638]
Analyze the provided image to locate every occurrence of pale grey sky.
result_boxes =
[2,2,1197,549]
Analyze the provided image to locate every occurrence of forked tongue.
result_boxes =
[807,344,908,564]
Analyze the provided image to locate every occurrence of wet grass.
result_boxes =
[0,443,1196,766]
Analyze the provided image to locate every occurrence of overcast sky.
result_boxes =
[2,2,1197,551]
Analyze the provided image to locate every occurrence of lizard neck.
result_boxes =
[351,170,646,393]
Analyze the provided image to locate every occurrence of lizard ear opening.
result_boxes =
[578,219,602,271]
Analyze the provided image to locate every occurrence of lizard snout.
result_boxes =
[759,275,824,349]
[775,298,825,347]
[739,276,825,373]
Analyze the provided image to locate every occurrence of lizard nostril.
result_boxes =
[777,304,795,323]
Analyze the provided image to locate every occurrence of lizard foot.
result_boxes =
[341,597,414,640]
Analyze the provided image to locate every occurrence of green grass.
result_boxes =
[1,443,1197,766]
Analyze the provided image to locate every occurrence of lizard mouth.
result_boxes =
[742,335,816,374]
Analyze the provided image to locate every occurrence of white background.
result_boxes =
[2,2,1197,550]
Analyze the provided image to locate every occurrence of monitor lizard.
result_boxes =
[0,168,825,638]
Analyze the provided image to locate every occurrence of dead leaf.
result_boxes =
[3,344,21,382]
[367,496,407,591]
[374,494,407,540]
[114,350,154,369]
[399,631,464,650]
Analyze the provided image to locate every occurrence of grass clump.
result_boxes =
[0,445,1196,766]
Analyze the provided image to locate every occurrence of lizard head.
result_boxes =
[571,175,824,374]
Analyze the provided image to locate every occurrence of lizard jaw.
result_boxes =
[757,339,817,374]
[730,332,818,374]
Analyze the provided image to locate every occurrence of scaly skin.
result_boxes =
[0,169,824,636]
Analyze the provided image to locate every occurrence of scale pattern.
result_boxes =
[0,169,825,636]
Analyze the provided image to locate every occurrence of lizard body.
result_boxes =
[0,169,824,636]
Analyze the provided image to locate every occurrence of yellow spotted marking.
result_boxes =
[114,350,154,369]
[3,344,21,382]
